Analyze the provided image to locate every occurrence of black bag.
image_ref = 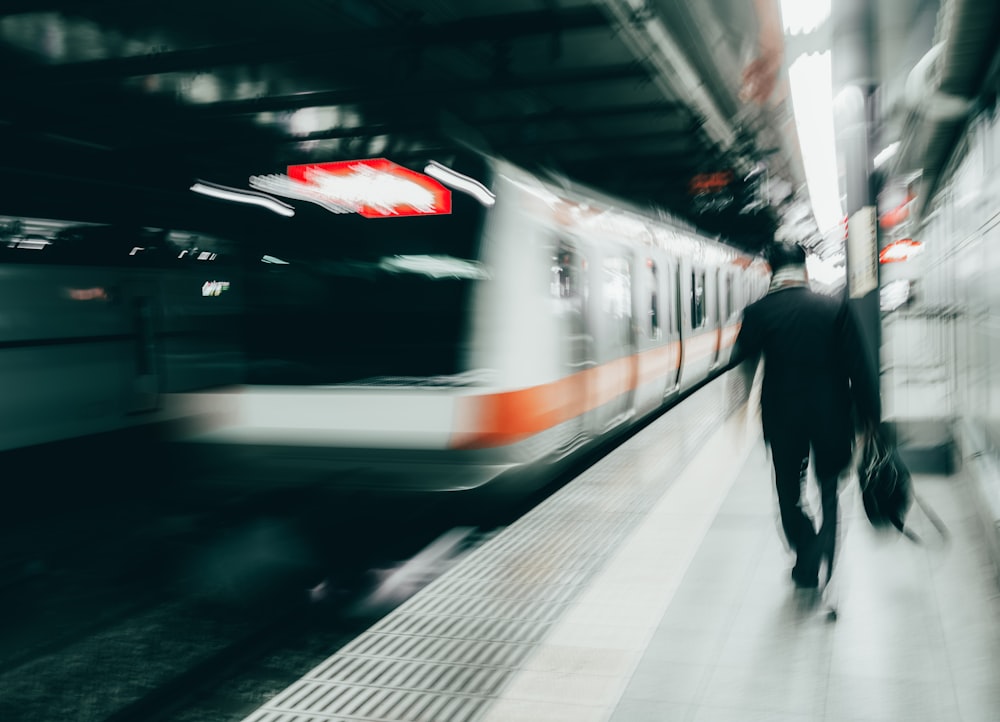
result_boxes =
[858,428,912,533]
[857,427,949,544]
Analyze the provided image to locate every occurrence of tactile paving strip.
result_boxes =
[243,372,748,722]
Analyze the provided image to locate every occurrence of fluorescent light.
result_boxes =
[806,251,845,286]
[780,0,830,34]
[190,181,295,217]
[787,51,843,237]
[261,254,289,264]
[424,161,496,207]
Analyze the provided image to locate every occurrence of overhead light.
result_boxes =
[780,0,830,35]
[261,254,289,264]
[424,161,496,207]
[806,252,845,286]
[190,180,295,217]
[787,50,843,238]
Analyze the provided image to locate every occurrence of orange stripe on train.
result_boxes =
[450,327,738,450]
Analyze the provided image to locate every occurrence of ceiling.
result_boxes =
[0,0,804,254]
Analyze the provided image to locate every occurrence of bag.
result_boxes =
[857,427,949,544]
[858,428,912,533]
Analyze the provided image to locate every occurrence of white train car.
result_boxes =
[171,154,769,490]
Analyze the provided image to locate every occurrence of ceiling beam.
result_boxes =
[184,63,651,116]
[7,7,611,85]
[494,127,700,153]
[473,101,689,128]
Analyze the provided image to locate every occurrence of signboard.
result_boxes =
[879,238,923,263]
[847,205,878,298]
[285,158,451,218]
[689,171,734,194]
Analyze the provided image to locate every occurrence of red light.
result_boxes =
[286,158,451,218]
[689,171,734,193]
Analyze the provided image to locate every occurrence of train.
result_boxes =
[170,153,770,490]
[0,153,768,488]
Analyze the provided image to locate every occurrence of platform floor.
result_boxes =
[241,372,1000,722]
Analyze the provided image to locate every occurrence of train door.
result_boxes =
[633,255,667,416]
[595,251,636,432]
[680,264,712,391]
[717,270,737,366]
[709,268,723,370]
[123,281,160,413]
[552,237,595,451]
[664,260,683,396]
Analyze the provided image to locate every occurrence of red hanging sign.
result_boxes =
[879,238,923,264]
[285,158,451,218]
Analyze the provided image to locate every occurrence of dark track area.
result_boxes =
[0,372,720,722]
[0,430,483,722]
[0,424,604,721]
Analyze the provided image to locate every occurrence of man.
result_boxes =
[733,242,880,588]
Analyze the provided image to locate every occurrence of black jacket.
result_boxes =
[733,286,881,473]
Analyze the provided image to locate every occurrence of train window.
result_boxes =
[602,257,631,318]
[691,270,706,328]
[603,256,632,351]
[552,243,581,299]
[726,273,734,320]
[648,260,660,339]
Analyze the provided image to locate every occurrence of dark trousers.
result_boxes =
[769,433,839,574]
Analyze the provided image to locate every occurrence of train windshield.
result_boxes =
[245,158,494,386]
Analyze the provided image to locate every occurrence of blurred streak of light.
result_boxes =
[880,279,911,312]
[8,239,49,250]
[202,280,231,296]
[67,287,109,301]
[354,528,475,614]
[424,161,496,207]
[262,254,289,264]
[289,107,341,136]
[250,173,353,214]
[378,254,492,280]
[190,180,295,217]
[779,0,830,35]
[874,141,901,170]
[185,73,222,104]
[806,250,845,286]
[787,50,843,238]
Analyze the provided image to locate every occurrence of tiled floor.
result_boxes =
[602,442,1000,722]
[241,373,1000,722]
[479,392,1000,721]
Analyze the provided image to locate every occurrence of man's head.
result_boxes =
[765,242,806,272]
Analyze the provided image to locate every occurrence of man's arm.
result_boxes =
[732,305,763,394]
